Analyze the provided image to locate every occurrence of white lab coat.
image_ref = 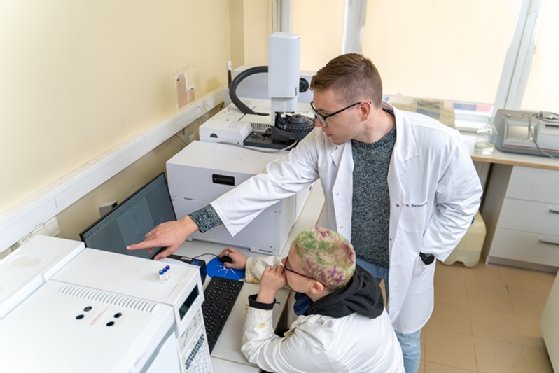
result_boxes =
[242,306,404,373]
[241,256,404,373]
[212,107,482,334]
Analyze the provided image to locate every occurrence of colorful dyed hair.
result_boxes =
[293,226,356,290]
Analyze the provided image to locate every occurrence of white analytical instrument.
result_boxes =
[0,235,211,373]
[177,33,314,254]
[167,140,310,256]
[211,32,314,149]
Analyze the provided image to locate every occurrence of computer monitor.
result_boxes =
[80,172,176,259]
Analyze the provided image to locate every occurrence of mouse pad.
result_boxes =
[207,257,245,280]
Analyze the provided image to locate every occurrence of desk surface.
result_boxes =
[461,132,559,170]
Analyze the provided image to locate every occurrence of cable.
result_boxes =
[528,113,558,159]
[214,140,300,153]
[229,66,270,116]
[168,253,218,262]
[227,60,232,88]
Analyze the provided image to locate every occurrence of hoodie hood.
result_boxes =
[305,265,384,319]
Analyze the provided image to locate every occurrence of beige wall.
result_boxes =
[54,0,270,242]
[57,108,220,241]
[243,0,272,67]
[229,0,246,68]
[0,0,230,215]
[229,0,271,69]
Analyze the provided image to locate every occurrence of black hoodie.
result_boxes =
[305,265,384,319]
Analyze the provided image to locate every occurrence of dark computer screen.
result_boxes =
[80,172,176,259]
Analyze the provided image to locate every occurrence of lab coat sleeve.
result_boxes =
[241,310,339,373]
[244,256,283,284]
[422,135,482,261]
[211,129,321,236]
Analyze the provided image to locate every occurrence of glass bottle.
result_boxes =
[474,124,497,155]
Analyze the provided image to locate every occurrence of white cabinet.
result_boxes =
[482,165,559,269]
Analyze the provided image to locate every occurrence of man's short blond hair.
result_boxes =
[310,53,383,108]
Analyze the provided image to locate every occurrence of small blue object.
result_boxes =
[207,257,245,280]
[159,265,171,281]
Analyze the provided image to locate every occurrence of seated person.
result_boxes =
[221,226,404,373]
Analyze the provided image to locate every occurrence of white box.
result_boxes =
[199,118,252,145]
[444,213,486,267]
[167,141,307,255]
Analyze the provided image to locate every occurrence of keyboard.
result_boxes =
[202,276,244,352]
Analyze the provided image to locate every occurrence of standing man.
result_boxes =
[129,53,482,372]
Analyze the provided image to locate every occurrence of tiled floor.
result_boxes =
[418,261,555,373]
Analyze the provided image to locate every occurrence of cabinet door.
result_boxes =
[490,228,559,266]
[498,199,559,236]
[507,167,559,204]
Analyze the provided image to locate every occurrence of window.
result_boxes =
[292,0,345,71]
[362,0,521,106]
[521,0,559,112]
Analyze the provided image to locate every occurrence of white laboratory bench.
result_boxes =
[173,181,325,372]
[460,132,559,272]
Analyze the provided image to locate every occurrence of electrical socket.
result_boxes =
[99,201,118,217]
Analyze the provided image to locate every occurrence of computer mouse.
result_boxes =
[218,255,233,264]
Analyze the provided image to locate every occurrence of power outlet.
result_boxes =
[99,201,118,217]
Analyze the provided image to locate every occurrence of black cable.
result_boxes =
[229,66,270,116]
[168,253,218,262]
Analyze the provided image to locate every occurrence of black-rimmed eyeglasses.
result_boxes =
[283,257,315,281]
[310,101,362,128]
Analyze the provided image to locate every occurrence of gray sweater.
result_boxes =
[350,127,396,268]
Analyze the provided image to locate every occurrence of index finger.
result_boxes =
[127,239,159,251]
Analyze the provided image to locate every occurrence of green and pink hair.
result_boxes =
[293,226,356,290]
